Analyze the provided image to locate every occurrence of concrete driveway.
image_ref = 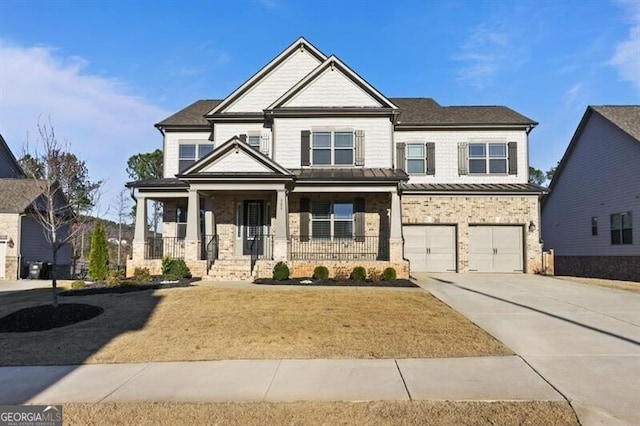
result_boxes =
[416,273,640,426]
[0,280,53,295]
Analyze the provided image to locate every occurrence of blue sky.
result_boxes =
[0,0,638,218]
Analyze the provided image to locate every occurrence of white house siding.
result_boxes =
[285,68,381,108]
[226,49,322,113]
[164,131,210,178]
[203,150,272,173]
[274,117,393,168]
[394,129,529,184]
[542,114,640,257]
[214,122,270,148]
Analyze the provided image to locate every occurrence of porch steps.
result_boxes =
[205,258,253,281]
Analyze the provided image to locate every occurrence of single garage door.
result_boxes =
[469,226,523,272]
[404,225,456,272]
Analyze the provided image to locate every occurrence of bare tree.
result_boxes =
[114,189,131,268]
[22,119,102,307]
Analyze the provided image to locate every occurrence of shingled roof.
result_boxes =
[391,98,537,126]
[591,106,640,142]
[156,100,221,128]
[155,98,536,128]
[0,179,49,213]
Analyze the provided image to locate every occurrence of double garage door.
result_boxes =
[404,225,523,273]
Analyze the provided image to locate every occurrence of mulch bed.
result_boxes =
[60,280,194,297]
[0,304,103,333]
[254,278,418,288]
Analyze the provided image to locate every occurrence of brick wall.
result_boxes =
[255,259,409,280]
[402,194,542,273]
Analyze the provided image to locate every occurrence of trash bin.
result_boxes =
[29,262,43,279]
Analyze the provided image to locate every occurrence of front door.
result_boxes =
[243,200,264,255]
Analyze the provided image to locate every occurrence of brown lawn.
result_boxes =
[0,285,511,365]
[63,401,579,426]
[555,276,640,293]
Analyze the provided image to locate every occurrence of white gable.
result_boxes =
[226,49,322,113]
[201,149,272,173]
[284,67,382,108]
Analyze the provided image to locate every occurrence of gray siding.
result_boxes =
[542,113,640,256]
[20,216,72,264]
[0,145,24,178]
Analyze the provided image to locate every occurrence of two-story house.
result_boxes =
[0,133,73,280]
[126,38,544,280]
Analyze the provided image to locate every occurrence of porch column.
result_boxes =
[389,190,403,262]
[132,195,147,260]
[273,188,289,261]
[204,197,214,238]
[184,189,201,260]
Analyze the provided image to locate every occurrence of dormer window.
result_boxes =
[248,135,261,151]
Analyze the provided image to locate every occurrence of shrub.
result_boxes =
[105,270,121,286]
[367,268,382,282]
[162,257,191,279]
[119,280,138,287]
[133,267,152,283]
[382,267,397,281]
[71,280,86,290]
[313,265,329,280]
[88,221,109,281]
[273,262,290,280]
[350,266,366,281]
[333,266,350,280]
[163,272,182,282]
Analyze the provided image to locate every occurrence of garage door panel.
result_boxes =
[403,225,456,273]
[469,226,523,273]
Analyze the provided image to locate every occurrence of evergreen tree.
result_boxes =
[89,221,109,281]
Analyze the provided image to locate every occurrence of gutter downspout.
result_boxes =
[16,213,24,280]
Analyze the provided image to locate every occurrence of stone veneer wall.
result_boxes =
[288,193,390,238]
[401,194,542,273]
[0,213,20,280]
[555,256,640,282]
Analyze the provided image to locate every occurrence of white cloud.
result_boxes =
[0,41,170,218]
[455,24,511,89]
[563,82,584,110]
[610,0,640,91]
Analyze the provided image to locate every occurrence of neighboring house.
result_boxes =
[542,106,640,281]
[126,38,544,280]
[0,134,73,280]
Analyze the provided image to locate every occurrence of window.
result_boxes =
[312,131,354,165]
[311,201,353,238]
[469,143,507,174]
[179,142,214,172]
[406,143,426,174]
[248,135,261,151]
[611,212,633,245]
[591,216,598,236]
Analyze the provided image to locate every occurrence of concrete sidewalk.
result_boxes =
[0,356,563,405]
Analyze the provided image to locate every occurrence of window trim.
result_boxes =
[468,142,508,175]
[311,130,355,166]
[591,216,598,236]
[311,200,354,239]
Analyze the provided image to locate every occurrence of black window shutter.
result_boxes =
[426,142,435,175]
[355,130,365,166]
[354,197,365,242]
[301,131,310,166]
[300,197,310,242]
[396,143,406,171]
[239,134,247,142]
[508,142,517,175]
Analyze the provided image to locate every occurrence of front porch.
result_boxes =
[127,189,407,280]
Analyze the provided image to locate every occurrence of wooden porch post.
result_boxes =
[185,189,201,260]
[273,188,289,260]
